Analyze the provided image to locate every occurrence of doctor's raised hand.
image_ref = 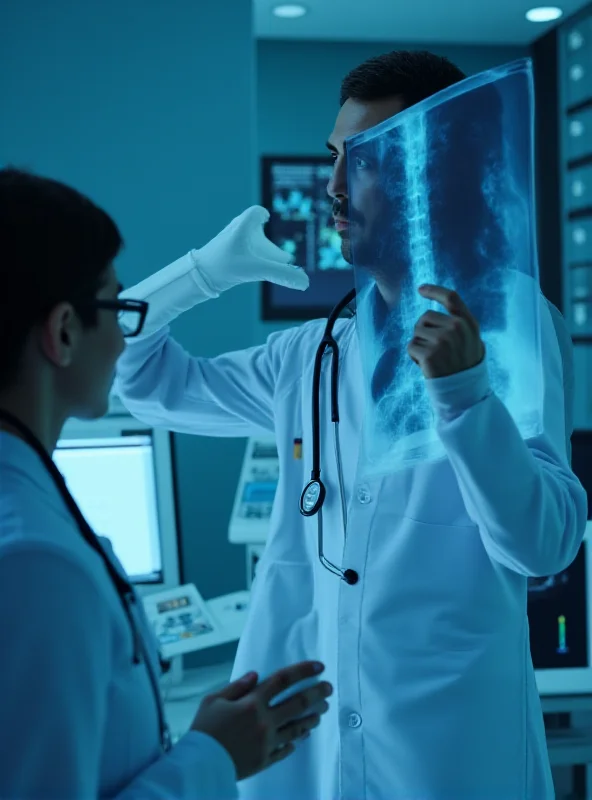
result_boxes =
[120,206,309,338]
[407,284,485,379]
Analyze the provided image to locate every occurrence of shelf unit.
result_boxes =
[560,8,592,429]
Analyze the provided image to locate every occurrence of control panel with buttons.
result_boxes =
[143,583,250,658]
[228,437,279,545]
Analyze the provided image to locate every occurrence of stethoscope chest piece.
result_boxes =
[300,478,326,517]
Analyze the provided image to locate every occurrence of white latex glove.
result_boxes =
[120,206,308,339]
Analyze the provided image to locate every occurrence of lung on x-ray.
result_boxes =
[346,58,544,478]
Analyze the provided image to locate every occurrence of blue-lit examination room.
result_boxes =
[2,0,592,798]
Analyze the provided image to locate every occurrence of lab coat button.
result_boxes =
[357,486,372,504]
[348,712,362,728]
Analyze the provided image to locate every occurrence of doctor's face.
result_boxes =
[326,96,405,266]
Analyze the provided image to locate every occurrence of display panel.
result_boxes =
[261,156,354,321]
[54,435,163,583]
[55,414,181,593]
[242,482,278,504]
[532,430,592,694]
[528,545,588,670]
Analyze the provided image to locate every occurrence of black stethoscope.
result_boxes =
[0,409,172,753]
[299,288,360,586]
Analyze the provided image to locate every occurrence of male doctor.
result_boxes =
[116,51,587,799]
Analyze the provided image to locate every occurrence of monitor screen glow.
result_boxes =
[531,430,592,694]
[53,435,163,583]
[261,156,354,321]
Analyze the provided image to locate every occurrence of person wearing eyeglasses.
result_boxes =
[0,167,333,799]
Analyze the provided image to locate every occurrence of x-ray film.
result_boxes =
[347,59,543,477]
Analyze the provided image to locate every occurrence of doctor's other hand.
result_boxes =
[195,206,309,294]
[120,206,308,340]
[407,284,485,379]
[190,660,332,782]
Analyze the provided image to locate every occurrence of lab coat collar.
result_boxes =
[369,284,404,341]
[352,283,403,339]
[353,284,405,402]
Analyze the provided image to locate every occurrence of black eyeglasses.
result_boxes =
[92,298,149,338]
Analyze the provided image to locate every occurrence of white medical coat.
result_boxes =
[116,292,587,800]
[0,433,238,799]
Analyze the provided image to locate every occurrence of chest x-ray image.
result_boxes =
[348,58,544,478]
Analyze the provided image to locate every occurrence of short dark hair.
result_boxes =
[0,168,123,389]
[340,50,466,108]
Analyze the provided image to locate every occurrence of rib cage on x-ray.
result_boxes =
[347,59,544,478]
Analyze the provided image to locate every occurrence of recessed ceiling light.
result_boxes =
[272,4,307,19]
[525,6,563,22]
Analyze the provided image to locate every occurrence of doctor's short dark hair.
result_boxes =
[0,167,123,390]
[340,50,466,108]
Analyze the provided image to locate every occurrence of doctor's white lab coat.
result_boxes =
[115,293,587,800]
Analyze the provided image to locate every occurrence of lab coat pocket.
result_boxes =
[366,515,513,653]
[379,460,479,527]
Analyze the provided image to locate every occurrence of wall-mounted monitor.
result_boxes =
[261,156,354,321]
[532,430,592,694]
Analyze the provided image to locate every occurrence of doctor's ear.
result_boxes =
[39,302,80,368]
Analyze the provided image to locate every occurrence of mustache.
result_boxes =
[332,200,364,226]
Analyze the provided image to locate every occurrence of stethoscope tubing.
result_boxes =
[299,289,359,585]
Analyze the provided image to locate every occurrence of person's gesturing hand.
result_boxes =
[191,661,332,781]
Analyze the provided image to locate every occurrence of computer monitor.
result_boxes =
[54,412,181,597]
[532,430,592,694]
[261,155,354,321]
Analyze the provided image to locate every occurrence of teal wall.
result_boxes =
[0,0,257,667]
